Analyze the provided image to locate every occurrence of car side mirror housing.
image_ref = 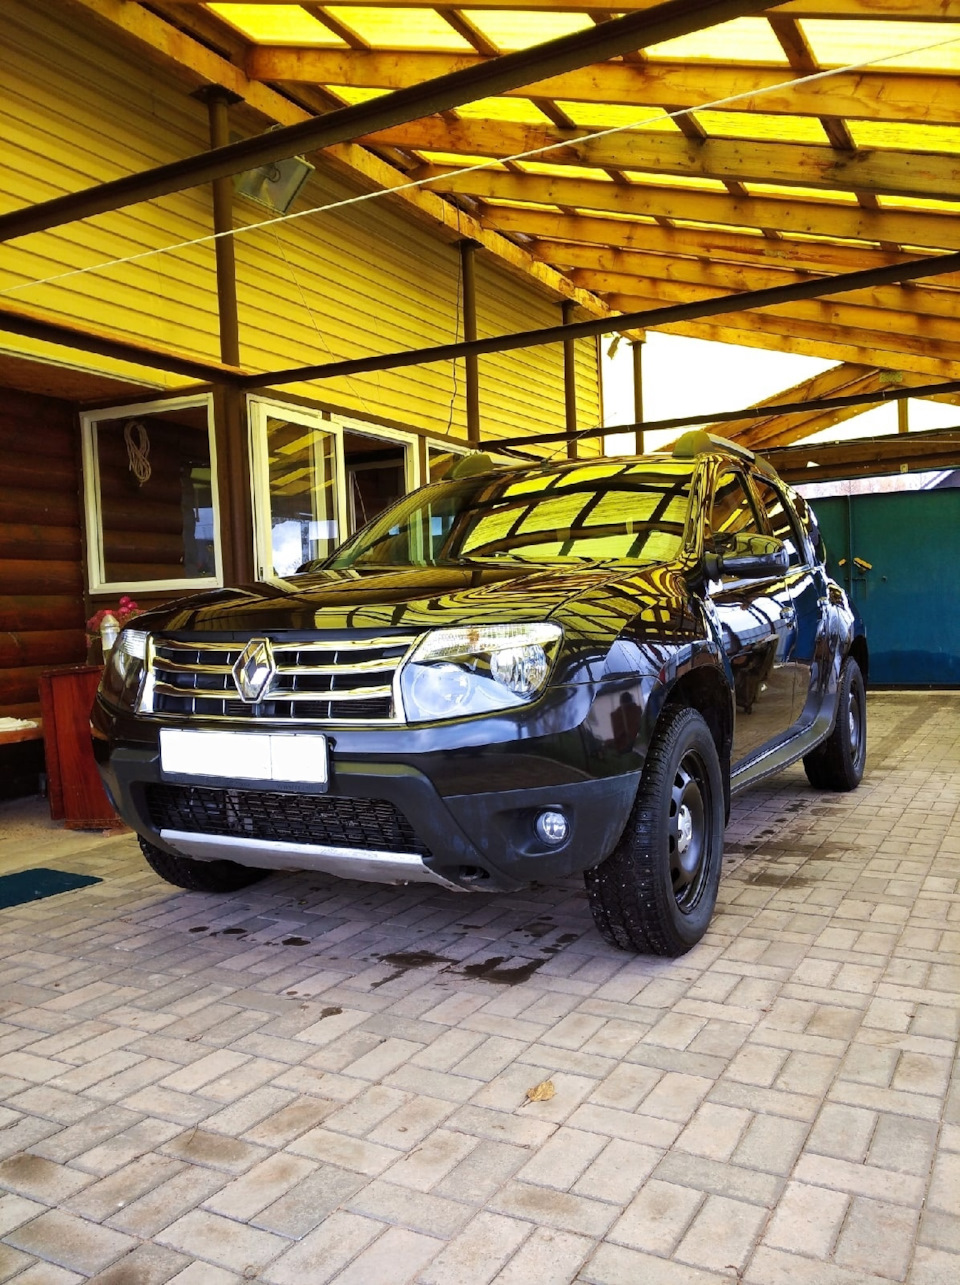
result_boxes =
[706,533,789,580]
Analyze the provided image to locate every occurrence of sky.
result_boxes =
[600,331,960,455]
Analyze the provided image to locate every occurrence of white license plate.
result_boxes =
[159,729,328,786]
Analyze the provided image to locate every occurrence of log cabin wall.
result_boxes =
[0,389,86,719]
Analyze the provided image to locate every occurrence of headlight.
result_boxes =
[399,624,562,722]
[98,629,149,711]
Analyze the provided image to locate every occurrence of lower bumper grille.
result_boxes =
[145,784,431,857]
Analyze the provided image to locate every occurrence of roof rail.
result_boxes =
[672,430,756,462]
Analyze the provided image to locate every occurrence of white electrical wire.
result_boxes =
[3,30,960,299]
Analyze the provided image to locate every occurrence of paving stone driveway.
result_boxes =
[0,692,958,1284]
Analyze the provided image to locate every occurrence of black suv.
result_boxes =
[92,433,867,956]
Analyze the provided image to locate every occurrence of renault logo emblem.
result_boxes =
[232,638,276,703]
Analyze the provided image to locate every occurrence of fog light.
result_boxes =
[535,810,569,845]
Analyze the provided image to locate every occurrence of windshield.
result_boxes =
[325,460,695,570]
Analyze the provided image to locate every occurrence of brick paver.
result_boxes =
[0,691,958,1282]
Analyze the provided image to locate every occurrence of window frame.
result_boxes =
[80,392,222,596]
[746,471,812,570]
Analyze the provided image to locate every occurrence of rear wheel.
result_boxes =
[138,836,269,892]
[803,656,866,792]
[585,706,724,956]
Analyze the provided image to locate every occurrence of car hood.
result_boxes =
[134,562,688,644]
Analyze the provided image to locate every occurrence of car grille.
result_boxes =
[143,633,417,724]
[146,783,431,856]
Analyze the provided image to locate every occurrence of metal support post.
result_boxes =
[194,85,242,367]
[460,240,481,446]
[631,337,645,455]
[562,300,577,459]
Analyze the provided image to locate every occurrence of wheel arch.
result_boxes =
[849,634,869,685]
[659,662,734,818]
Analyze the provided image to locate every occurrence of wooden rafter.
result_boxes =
[362,118,960,204]
[245,49,960,129]
[420,168,960,250]
[486,209,922,275]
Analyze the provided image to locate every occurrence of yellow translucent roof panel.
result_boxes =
[324,7,474,52]
[515,161,616,181]
[876,194,960,214]
[848,121,960,153]
[644,18,790,64]
[619,171,731,193]
[800,20,960,74]
[456,97,564,125]
[670,217,767,236]
[327,85,388,104]
[552,103,681,133]
[693,112,831,144]
[458,11,592,52]
[418,152,508,170]
[208,4,344,45]
[743,182,860,203]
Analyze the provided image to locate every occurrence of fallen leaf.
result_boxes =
[524,1079,555,1104]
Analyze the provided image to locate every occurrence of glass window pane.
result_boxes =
[266,417,340,576]
[94,401,216,585]
[751,476,806,567]
[709,470,762,547]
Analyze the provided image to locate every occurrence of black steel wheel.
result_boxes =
[138,835,269,892]
[803,656,867,792]
[584,706,725,956]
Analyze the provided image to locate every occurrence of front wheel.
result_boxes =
[138,836,269,893]
[803,655,866,792]
[584,706,725,956]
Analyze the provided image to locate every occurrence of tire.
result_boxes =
[138,835,269,893]
[584,706,725,956]
[803,656,866,792]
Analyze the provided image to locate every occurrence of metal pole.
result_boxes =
[0,0,776,243]
[562,300,577,459]
[631,337,644,455]
[460,240,481,446]
[195,86,242,367]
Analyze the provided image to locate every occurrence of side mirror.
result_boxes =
[706,533,788,580]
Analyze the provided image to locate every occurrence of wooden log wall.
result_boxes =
[97,413,214,583]
[0,390,86,718]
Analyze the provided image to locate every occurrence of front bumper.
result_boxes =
[92,698,641,892]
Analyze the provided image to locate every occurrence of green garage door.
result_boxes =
[812,489,960,686]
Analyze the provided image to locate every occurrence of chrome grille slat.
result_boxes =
[143,633,414,725]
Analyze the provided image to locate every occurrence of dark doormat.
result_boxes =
[0,868,102,910]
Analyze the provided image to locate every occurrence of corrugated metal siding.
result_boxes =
[0,0,599,440]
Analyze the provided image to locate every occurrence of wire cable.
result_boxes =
[4,30,960,299]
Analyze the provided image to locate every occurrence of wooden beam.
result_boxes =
[0,299,246,384]
[489,208,922,275]
[167,0,960,16]
[66,0,625,326]
[767,426,960,485]
[246,48,960,129]
[603,281,960,368]
[424,169,960,250]
[707,363,888,446]
[567,260,960,324]
[362,118,960,204]
[610,296,960,378]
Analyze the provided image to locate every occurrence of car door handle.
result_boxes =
[780,607,797,624]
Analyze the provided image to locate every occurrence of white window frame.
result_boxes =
[249,398,423,579]
[80,392,222,596]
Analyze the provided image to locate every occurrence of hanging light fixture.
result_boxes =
[233,127,314,214]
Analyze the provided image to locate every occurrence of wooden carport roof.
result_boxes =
[10,0,960,451]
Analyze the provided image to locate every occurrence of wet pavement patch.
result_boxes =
[0,868,101,910]
[282,936,309,946]
[458,955,545,985]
